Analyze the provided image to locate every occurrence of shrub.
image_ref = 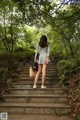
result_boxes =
[0,67,9,90]
[6,79,13,88]
[58,58,79,85]
[0,68,9,80]
[0,49,35,62]
[12,49,35,62]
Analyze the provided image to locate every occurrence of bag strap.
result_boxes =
[37,44,40,53]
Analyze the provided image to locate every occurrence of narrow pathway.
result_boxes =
[0,61,73,120]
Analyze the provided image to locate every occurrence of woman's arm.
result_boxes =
[46,44,50,58]
[34,44,39,61]
[46,44,50,64]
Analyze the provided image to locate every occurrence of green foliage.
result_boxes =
[0,67,9,81]
[13,49,35,60]
[0,0,80,60]
[58,59,79,85]
[76,115,80,120]
[0,0,80,117]
[6,79,13,88]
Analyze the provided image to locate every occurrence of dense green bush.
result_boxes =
[0,49,35,62]
[0,67,9,90]
[0,68,9,81]
[13,49,35,62]
[58,58,79,85]
[7,79,13,88]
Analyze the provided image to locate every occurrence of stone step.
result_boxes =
[24,65,57,68]
[18,77,58,81]
[21,71,58,75]
[12,83,60,88]
[28,62,56,64]
[14,79,59,84]
[22,68,57,71]
[15,76,58,81]
[22,71,58,75]
[18,74,58,77]
[0,103,71,115]
[25,68,57,71]
[3,94,67,103]
[8,114,73,120]
[8,88,65,94]
[26,66,57,69]
[19,70,58,74]
[24,66,57,71]
[24,68,57,72]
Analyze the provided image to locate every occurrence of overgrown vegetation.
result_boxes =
[0,50,34,93]
[57,58,80,118]
[58,58,80,85]
[0,0,80,118]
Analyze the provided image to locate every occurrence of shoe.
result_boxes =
[33,85,37,89]
[41,85,46,89]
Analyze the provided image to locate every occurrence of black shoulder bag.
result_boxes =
[36,52,39,60]
[32,62,38,71]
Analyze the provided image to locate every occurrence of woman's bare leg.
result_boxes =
[34,64,42,86]
[42,64,47,86]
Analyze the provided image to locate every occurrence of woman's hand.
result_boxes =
[34,57,37,62]
[46,57,49,64]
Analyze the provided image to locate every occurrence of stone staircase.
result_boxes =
[0,62,73,120]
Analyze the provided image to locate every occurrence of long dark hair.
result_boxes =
[39,35,48,48]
